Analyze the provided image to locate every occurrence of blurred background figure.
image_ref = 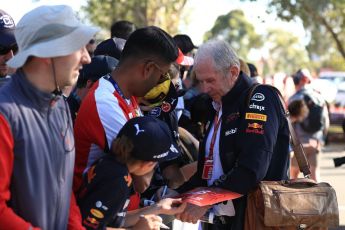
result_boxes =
[247,62,263,84]
[173,34,197,57]
[288,68,329,181]
[94,20,136,60]
[67,55,118,122]
[239,58,250,76]
[173,34,197,89]
[94,36,126,60]
[86,38,96,57]
[0,9,16,80]
[110,20,136,40]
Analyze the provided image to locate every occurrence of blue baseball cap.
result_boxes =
[0,9,16,47]
[117,116,181,162]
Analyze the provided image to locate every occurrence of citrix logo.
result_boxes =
[249,103,265,111]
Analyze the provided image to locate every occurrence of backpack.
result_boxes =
[300,94,324,133]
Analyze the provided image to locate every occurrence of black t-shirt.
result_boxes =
[77,155,132,229]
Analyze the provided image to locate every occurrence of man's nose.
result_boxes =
[81,47,91,64]
[200,82,209,94]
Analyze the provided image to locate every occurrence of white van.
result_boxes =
[319,71,345,86]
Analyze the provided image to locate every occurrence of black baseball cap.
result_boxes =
[80,55,118,81]
[117,116,181,162]
[0,9,16,47]
[94,37,126,59]
[173,34,197,54]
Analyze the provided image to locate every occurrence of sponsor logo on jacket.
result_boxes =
[249,103,265,111]
[225,128,237,136]
[245,113,267,122]
[248,123,263,129]
[251,93,265,101]
[90,208,104,219]
[245,128,264,135]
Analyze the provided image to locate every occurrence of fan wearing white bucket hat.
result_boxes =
[0,5,98,230]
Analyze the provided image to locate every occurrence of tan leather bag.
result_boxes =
[244,85,339,230]
[244,179,339,229]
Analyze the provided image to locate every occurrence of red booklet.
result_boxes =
[176,187,242,206]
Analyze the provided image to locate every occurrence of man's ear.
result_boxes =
[229,65,240,78]
[142,61,154,80]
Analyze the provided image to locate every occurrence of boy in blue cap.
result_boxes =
[78,116,186,229]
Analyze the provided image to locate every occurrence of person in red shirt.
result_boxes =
[73,26,180,213]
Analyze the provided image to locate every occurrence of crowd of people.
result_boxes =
[0,4,330,230]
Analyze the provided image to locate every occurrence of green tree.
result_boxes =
[83,0,187,35]
[268,0,345,65]
[266,29,310,74]
[204,10,263,58]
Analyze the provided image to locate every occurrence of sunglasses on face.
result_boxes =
[150,61,171,82]
[0,44,18,55]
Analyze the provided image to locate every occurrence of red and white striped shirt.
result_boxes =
[73,76,142,193]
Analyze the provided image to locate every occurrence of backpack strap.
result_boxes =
[246,84,312,178]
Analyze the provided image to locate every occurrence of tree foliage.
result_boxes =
[268,0,345,67]
[266,29,310,74]
[83,0,187,35]
[204,10,263,58]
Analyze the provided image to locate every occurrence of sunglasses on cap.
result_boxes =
[0,44,18,55]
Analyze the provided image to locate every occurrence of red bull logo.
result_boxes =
[248,123,263,129]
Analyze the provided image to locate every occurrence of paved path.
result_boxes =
[320,143,345,228]
[172,143,345,229]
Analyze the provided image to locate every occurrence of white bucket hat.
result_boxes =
[7,5,99,68]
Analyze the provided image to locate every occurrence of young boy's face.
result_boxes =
[133,161,157,176]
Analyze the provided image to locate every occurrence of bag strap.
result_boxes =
[247,84,311,177]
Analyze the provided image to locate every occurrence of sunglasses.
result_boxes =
[0,44,18,55]
[150,61,171,83]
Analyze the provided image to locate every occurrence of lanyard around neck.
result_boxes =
[208,110,222,160]
[106,75,126,100]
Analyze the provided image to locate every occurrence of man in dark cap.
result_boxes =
[94,37,126,60]
[110,20,136,40]
[173,34,197,57]
[0,9,16,79]
[67,55,118,122]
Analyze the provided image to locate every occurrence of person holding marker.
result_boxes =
[77,116,186,230]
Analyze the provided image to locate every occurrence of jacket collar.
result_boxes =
[13,69,59,111]
[221,71,254,106]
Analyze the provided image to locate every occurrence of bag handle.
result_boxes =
[283,178,317,186]
[247,84,311,178]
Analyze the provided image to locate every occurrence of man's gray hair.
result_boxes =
[194,40,240,76]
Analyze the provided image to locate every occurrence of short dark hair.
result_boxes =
[110,20,136,39]
[173,34,197,54]
[120,26,178,65]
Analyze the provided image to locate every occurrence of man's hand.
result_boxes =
[132,215,162,230]
[175,203,210,224]
[155,198,186,215]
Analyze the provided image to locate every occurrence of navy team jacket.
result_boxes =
[178,72,290,228]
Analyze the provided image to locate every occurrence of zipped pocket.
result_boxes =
[272,189,328,216]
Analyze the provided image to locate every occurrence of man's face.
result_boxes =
[135,60,171,97]
[194,59,238,103]
[134,161,157,176]
[0,44,17,77]
[53,46,91,87]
